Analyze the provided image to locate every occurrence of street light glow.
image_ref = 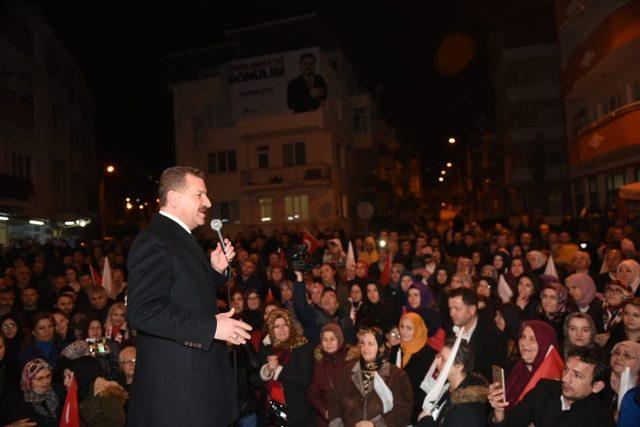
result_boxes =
[106,165,115,173]
[138,204,144,210]
[440,170,446,175]
[448,137,456,144]
[446,162,452,168]
[126,202,133,210]
[438,177,444,182]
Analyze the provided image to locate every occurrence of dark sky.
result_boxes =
[39,0,554,198]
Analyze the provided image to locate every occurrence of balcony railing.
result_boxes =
[0,73,31,105]
[241,162,331,191]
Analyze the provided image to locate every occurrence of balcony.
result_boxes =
[569,101,640,166]
[0,73,32,133]
[236,108,340,140]
[562,1,640,97]
[241,162,332,192]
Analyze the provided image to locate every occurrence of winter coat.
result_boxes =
[416,373,488,427]
[328,360,413,427]
[308,345,360,427]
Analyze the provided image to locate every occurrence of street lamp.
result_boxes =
[446,162,453,168]
[440,170,446,175]
[106,165,115,174]
[438,177,444,182]
[448,137,456,144]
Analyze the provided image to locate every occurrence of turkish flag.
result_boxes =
[60,375,80,427]
[89,264,102,287]
[302,229,320,255]
[517,345,564,403]
[278,248,288,270]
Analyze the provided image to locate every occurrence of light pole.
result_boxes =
[99,164,116,238]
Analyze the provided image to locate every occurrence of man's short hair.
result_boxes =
[88,287,107,297]
[321,287,338,299]
[158,166,204,206]
[566,346,608,385]
[299,52,316,63]
[448,287,478,307]
[443,337,474,374]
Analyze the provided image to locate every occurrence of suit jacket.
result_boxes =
[494,379,615,427]
[287,74,328,113]
[126,214,237,427]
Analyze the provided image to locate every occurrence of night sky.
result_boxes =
[39,0,553,199]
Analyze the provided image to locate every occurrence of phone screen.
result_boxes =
[492,365,506,402]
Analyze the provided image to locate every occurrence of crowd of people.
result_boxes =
[1,210,640,426]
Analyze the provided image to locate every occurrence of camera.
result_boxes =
[290,244,311,272]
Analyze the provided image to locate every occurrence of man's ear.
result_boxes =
[470,304,478,316]
[591,380,605,394]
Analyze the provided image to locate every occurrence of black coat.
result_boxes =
[389,343,437,424]
[446,316,508,382]
[494,379,615,427]
[417,373,488,427]
[259,342,316,426]
[0,384,65,427]
[126,214,237,427]
[286,74,328,113]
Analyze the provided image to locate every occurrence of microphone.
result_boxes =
[210,219,229,260]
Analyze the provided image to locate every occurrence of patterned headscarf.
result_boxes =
[61,340,91,360]
[265,308,308,350]
[21,358,59,417]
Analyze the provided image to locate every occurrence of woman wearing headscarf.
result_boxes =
[599,280,633,343]
[67,355,126,426]
[350,261,371,289]
[259,308,315,426]
[328,327,413,427]
[504,320,558,408]
[525,250,547,277]
[243,289,265,331]
[358,237,379,265]
[308,323,359,427]
[618,259,640,296]
[535,283,568,343]
[566,272,604,332]
[0,358,65,427]
[388,313,436,424]
[514,274,542,319]
[476,276,501,313]
[427,267,450,306]
[1,314,24,392]
[405,284,443,349]
[606,340,640,416]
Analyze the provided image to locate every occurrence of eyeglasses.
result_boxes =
[1,322,17,330]
[121,358,136,366]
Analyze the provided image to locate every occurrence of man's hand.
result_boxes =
[487,382,508,423]
[267,355,280,372]
[211,239,235,274]
[214,308,252,345]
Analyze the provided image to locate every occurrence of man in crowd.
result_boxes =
[488,346,615,426]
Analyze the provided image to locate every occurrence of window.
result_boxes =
[608,93,622,112]
[571,108,588,135]
[208,151,237,174]
[52,158,67,195]
[283,142,306,166]
[259,198,273,222]
[573,181,585,213]
[285,195,309,221]
[353,107,369,134]
[212,200,240,224]
[588,176,599,210]
[606,172,626,204]
[11,153,31,180]
[633,82,640,102]
[257,146,269,169]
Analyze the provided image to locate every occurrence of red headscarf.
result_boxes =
[505,320,558,408]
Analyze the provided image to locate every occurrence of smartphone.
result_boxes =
[492,365,506,402]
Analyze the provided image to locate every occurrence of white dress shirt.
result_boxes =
[159,210,192,234]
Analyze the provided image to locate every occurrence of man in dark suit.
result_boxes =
[127,166,252,427]
[446,287,508,381]
[287,52,328,113]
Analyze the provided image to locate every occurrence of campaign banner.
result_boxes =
[227,47,327,120]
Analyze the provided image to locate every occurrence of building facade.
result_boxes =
[556,0,640,212]
[489,12,569,219]
[0,2,96,243]
[170,15,411,237]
